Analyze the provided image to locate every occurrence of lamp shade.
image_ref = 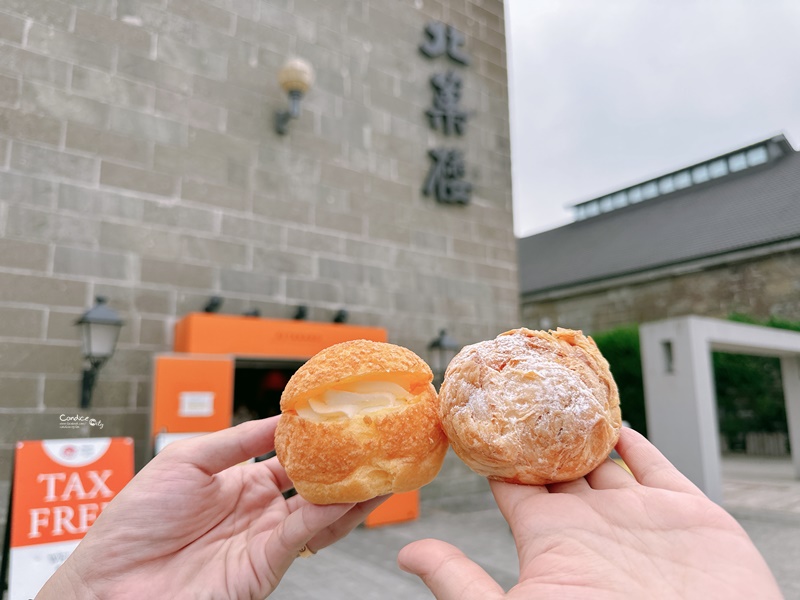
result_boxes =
[76,297,124,361]
[277,58,315,95]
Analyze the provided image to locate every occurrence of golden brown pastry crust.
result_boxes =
[275,339,448,504]
[438,328,621,485]
[279,340,431,410]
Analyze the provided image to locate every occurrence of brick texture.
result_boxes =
[521,250,800,334]
[0,0,516,525]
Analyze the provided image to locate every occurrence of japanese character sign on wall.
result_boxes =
[419,21,470,65]
[419,21,472,205]
[423,149,471,204]
[427,71,467,135]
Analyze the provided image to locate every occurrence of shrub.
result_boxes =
[591,325,647,436]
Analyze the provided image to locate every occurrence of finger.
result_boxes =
[305,495,390,551]
[398,539,504,600]
[616,427,704,496]
[286,492,308,514]
[584,458,637,490]
[286,492,386,521]
[254,456,294,493]
[164,417,281,475]
[547,477,591,494]
[262,502,355,581]
[489,478,548,530]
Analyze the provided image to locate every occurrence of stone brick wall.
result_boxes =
[521,248,800,334]
[0,0,515,522]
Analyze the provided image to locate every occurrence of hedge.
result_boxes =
[591,325,647,436]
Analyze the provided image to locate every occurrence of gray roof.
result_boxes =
[518,135,800,296]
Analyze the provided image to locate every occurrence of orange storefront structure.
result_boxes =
[151,312,416,527]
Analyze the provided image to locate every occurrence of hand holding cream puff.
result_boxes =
[275,339,448,504]
[438,328,622,485]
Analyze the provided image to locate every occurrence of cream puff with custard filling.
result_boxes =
[275,339,448,504]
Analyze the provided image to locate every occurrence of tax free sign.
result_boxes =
[8,437,134,600]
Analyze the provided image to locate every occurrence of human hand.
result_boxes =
[399,427,782,599]
[38,417,386,600]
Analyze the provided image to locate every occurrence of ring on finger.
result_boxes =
[297,544,316,558]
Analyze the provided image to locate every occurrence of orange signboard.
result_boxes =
[173,313,388,357]
[8,437,134,600]
[151,354,234,439]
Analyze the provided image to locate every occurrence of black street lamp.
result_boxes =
[427,329,460,388]
[76,296,124,409]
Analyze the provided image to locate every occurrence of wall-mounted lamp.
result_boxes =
[76,296,124,409]
[203,295,223,313]
[274,57,314,135]
[427,329,460,388]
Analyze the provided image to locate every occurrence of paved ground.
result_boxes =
[722,455,800,599]
[275,455,800,599]
[276,485,515,599]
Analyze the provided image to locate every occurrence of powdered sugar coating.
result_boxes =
[439,328,621,484]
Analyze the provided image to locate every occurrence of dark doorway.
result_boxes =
[232,359,303,425]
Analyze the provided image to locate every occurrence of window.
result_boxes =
[585,201,600,217]
[746,145,768,166]
[662,340,674,373]
[641,181,659,200]
[674,171,692,189]
[708,159,728,178]
[691,164,710,183]
[571,141,777,221]
[611,191,628,209]
[728,152,747,172]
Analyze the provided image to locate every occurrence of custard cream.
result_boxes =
[295,380,412,421]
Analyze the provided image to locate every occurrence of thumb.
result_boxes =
[398,539,505,600]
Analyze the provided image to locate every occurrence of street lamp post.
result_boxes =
[76,296,124,409]
[427,329,460,389]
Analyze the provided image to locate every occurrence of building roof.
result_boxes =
[518,135,800,297]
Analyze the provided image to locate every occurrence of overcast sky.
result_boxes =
[505,1,800,238]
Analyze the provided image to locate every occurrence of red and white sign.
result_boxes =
[8,437,134,600]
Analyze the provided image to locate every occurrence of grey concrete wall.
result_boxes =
[640,316,800,502]
[0,0,516,521]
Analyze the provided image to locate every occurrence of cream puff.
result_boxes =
[274,339,448,504]
[438,328,621,485]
